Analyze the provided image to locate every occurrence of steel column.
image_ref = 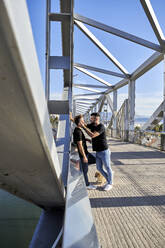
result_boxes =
[128,80,135,141]
[113,91,117,137]
[163,56,165,131]
[45,0,51,101]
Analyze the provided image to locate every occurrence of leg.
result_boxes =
[96,153,108,182]
[80,159,89,186]
[101,149,113,185]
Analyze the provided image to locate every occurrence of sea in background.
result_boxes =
[100,112,149,127]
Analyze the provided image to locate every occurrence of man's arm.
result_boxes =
[77,141,88,163]
[81,123,100,138]
[70,112,74,122]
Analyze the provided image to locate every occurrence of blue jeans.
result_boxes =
[80,153,96,186]
[96,149,113,185]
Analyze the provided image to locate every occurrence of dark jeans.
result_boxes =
[80,153,96,186]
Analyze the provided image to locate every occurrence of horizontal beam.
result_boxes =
[74,66,112,87]
[73,83,108,89]
[49,56,70,69]
[140,0,165,46]
[75,20,129,75]
[74,63,127,78]
[74,92,103,98]
[76,107,89,111]
[74,13,162,52]
[76,103,93,107]
[73,85,102,93]
[76,101,95,105]
[49,13,71,22]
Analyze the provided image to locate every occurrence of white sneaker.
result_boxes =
[103,184,113,191]
[87,184,97,190]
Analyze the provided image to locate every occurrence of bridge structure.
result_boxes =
[0,0,165,247]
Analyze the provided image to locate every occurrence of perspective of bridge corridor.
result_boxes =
[87,138,165,248]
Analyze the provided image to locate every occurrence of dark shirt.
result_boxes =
[87,123,108,152]
[73,127,88,158]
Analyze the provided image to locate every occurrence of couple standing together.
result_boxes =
[72,112,113,191]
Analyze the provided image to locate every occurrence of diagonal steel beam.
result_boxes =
[75,20,129,75]
[74,63,127,78]
[140,0,165,46]
[74,66,112,87]
[103,51,164,94]
[74,13,162,52]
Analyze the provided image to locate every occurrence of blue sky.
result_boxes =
[27,0,165,117]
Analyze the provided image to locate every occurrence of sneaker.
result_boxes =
[87,184,97,190]
[103,184,113,191]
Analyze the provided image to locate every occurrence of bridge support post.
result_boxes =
[128,80,135,142]
[112,90,117,137]
[163,56,165,132]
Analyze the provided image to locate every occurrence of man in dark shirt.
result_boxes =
[73,115,96,190]
[81,113,113,191]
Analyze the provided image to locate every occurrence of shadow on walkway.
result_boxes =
[90,195,165,208]
[111,151,165,160]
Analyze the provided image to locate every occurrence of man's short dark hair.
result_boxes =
[91,112,100,117]
[74,115,83,126]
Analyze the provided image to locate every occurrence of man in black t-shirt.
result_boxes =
[81,113,113,191]
[73,115,96,190]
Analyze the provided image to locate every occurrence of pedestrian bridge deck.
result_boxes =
[88,138,165,248]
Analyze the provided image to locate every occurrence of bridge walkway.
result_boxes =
[87,138,165,248]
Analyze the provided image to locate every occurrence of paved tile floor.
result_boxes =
[88,138,165,248]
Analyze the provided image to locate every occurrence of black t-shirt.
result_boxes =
[87,123,108,152]
[73,127,88,158]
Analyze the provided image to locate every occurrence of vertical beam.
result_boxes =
[98,96,106,112]
[113,91,117,136]
[163,56,165,132]
[128,80,136,141]
[124,99,129,141]
[45,0,51,101]
[73,99,76,117]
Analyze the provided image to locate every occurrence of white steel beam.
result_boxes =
[76,100,95,104]
[106,94,114,114]
[74,66,112,87]
[140,0,165,46]
[76,101,94,105]
[74,92,103,98]
[75,20,129,75]
[77,106,91,110]
[74,97,99,101]
[73,85,102,93]
[112,90,117,135]
[128,80,136,141]
[131,52,164,80]
[163,56,165,131]
[73,83,108,89]
[74,63,126,78]
[74,13,162,52]
[104,51,164,94]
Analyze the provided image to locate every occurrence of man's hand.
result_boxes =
[83,156,88,163]
[70,112,74,122]
[79,119,85,128]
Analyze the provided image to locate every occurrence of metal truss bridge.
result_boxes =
[0,0,165,247]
